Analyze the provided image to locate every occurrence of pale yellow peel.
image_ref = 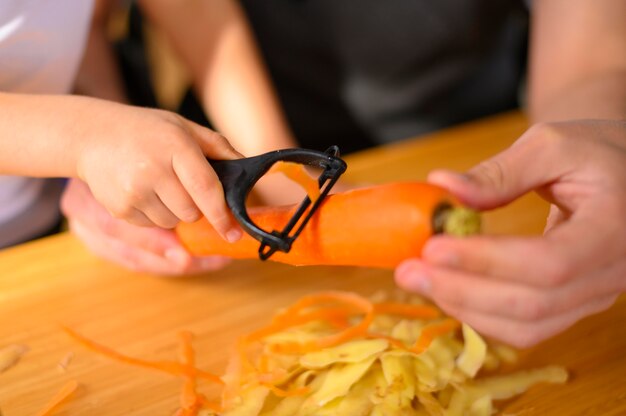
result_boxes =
[0,344,28,373]
[456,324,487,378]
[310,356,378,406]
[300,339,388,369]
[219,292,568,416]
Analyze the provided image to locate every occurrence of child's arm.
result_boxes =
[54,0,319,275]
[0,92,242,241]
[138,0,308,206]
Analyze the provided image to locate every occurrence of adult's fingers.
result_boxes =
[395,257,626,321]
[62,179,187,260]
[70,218,187,275]
[544,204,567,232]
[427,123,572,210]
[436,294,618,348]
[421,209,622,287]
[62,178,233,275]
[70,218,231,275]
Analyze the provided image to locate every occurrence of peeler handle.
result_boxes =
[208,146,347,258]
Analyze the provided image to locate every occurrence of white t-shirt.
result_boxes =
[0,0,94,248]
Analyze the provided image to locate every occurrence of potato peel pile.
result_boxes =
[205,291,567,416]
[60,291,567,415]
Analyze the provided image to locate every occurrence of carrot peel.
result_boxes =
[411,318,461,354]
[62,326,223,385]
[34,380,79,416]
[268,161,321,202]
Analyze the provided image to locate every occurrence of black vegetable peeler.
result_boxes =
[208,146,347,261]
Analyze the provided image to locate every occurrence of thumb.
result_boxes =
[427,125,562,210]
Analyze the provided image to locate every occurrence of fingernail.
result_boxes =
[445,171,472,183]
[423,240,459,267]
[199,256,229,269]
[165,247,190,265]
[395,259,432,295]
[226,227,243,243]
[428,169,472,189]
[395,259,416,278]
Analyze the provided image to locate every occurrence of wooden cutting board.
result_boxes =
[1,112,624,415]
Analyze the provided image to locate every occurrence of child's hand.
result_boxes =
[73,102,243,242]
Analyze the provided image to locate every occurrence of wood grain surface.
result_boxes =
[1,111,624,415]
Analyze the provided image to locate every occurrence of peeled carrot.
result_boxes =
[176,182,479,268]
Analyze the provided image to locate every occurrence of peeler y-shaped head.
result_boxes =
[208,146,347,261]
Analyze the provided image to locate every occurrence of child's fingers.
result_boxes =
[155,179,202,224]
[172,147,242,242]
[70,218,168,273]
[108,193,177,229]
[187,121,243,160]
[136,192,181,229]
[115,207,156,228]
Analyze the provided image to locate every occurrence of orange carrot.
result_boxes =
[410,318,461,354]
[35,380,79,416]
[177,182,479,268]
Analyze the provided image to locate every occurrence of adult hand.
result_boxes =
[61,179,231,275]
[395,120,626,347]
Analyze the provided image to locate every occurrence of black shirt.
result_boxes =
[240,0,528,154]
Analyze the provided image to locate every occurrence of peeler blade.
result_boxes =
[208,146,347,261]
